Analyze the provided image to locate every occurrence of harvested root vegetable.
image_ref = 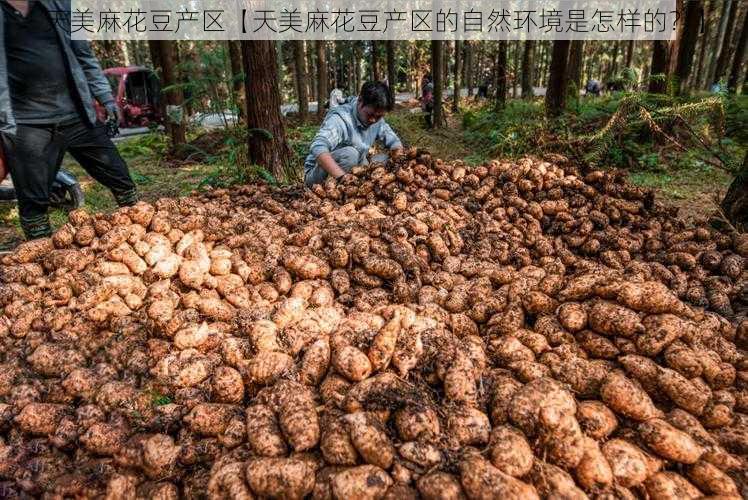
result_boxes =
[0,150,744,497]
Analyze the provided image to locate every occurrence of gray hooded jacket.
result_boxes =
[0,0,114,135]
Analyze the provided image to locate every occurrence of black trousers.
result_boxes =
[0,118,137,238]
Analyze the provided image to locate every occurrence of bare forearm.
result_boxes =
[316,152,347,179]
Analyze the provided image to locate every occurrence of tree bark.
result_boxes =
[649,40,670,93]
[228,41,246,119]
[316,41,328,118]
[567,40,584,105]
[293,41,309,122]
[306,42,316,102]
[495,41,508,110]
[386,40,397,93]
[241,41,294,181]
[712,0,738,85]
[371,41,380,81]
[511,41,520,98]
[154,42,186,147]
[465,41,474,96]
[606,41,621,80]
[727,5,748,93]
[695,0,715,89]
[521,41,535,98]
[625,40,635,67]
[545,40,571,117]
[452,40,462,112]
[431,40,444,128]
[673,0,704,95]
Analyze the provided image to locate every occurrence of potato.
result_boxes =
[14,403,67,435]
[637,314,688,356]
[557,302,587,332]
[394,406,440,441]
[246,404,288,457]
[321,415,358,465]
[344,412,395,469]
[657,368,709,415]
[184,403,242,437]
[330,465,393,500]
[207,462,254,499]
[333,346,372,382]
[601,439,654,488]
[246,457,314,500]
[686,460,739,495]
[576,400,617,440]
[509,377,576,437]
[643,472,702,500]
[446,406,490,446]
[459,454,539,500]
[488,425,533,477]
[417,472,466,500]
[245,351,294,385]
[600,371,661,421]
[212,366,244,404]
[638,418,704,464]
[574,436,613,490]
[588,300,644,337]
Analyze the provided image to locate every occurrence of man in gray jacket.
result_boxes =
[304,81,403,186]
[0,0,137,239]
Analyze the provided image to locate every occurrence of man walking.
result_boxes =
[0,0,137,239]
[304,81,403,186]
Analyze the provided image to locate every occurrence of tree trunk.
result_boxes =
[154,42,186,147]
[371,41,380,81]
[625,40,636,67]
[495,41,508,110]
[293,41,309,122]
[673,0,704,95]
[275,41,284,96]
[316,41,328,118]
[695,0,715,88]
[306,43,316,102]
[545,40,571,117]
[431,40,444,128]
[649,40,670,93]
[120,41,131,66]
[386,41,397,92]
[512,41,520,98]
[521,41,535,98]
[241,41,294,181]
[567,41,584,106]
[452,40,462,112]
[727,5,748,93]
[228,41,246,119]
[721,150,748,228]
[713,0,739,84]
[606,41,621,80]
[465,41,474,96]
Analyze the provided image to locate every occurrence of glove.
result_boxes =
[104,102,120,138]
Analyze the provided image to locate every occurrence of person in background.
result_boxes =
[585,79,602,97]
[0,0,137,239]
[328,88,346,109]
[421,73,435,129]
[304,81,403,187]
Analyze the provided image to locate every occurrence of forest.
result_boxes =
[0,1,747,498]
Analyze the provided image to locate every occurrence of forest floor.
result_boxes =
[0,92,744,249]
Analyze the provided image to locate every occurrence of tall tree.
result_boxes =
[371,41,380,80]
[495,41,508,109]
[152,42,186,147]
[465,41,474,96]
[727,6,748,93]
[452,40,462,112]
[386,41,397,92]
[521,41,535,98]
[721,150,747,228]
[511,41,520,98]
[228,41,246,119]
[431,40,444,128]
[293,41,309,121]
[624,40,636,67]
[545,40,571,117]
[606,41,621,80]
[713,0,739,85]
[649,40,670,93]
[241,41,294,180]
[306,42,316,101]
[695,0,715,88]
[672,0,704,95]
[567,41,585,105]
[316,41,328,119]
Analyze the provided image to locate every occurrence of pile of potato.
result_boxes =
[0,149,746,499]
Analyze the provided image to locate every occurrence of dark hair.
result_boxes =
[359,81,394,111]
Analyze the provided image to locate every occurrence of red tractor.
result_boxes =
[95,66,163,129]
